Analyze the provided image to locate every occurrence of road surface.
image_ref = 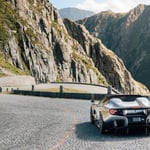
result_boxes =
[0,94,150,150]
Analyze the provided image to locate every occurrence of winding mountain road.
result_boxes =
[0,94,150,150]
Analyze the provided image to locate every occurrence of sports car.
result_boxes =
[90,94,150,134]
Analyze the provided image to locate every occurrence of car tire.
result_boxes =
[90,108,95,124]
[99,123,105,134]
[145,127,148,134]
[123,127,129,135]
[99,112,105,134]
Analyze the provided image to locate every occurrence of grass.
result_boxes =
[1,91,12,94]
[0,53,29,76]
[38,88,87,93]
[0,1,34,75]
[0,73,6,77]
[0,0,19,41]
[72,51,108,85]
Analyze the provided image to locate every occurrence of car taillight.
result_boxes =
[109,109,117,115]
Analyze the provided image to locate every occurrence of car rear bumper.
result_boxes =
[104,115,150,130]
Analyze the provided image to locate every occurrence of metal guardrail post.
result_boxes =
[107,86,112,95]
[60,85,63,94]
[0,87,2,92]
[32,85,34,91]
[91,94,95,100]
[59,85,63,98]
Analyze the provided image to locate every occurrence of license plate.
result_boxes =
[133,117,141,122]
[127,109,144,114]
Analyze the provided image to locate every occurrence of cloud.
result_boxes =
[76,0,137,13]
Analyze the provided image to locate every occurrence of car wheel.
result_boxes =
[145,127,148,134]
[123,127,129,135]
[99,123,105,134]
[99,112,105,134]
[90,108,95,124]
[126,127,129,134]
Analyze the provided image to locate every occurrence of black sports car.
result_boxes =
[90,95,150,134]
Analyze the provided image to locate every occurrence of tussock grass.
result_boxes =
[38,88,87,93]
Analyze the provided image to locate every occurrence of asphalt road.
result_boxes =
[0,94,150,150]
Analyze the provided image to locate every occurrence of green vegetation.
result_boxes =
[56,76,63,82]
[26,28,39,45]
[92,67,108,85]
[72,51,108,85]
[0,53,29,75]
[0,0,19,47]
[27,0,34,4]
[72,43,80,51]
[51,20,69,41]
[0,0,38,45]
[32,1,43,12]
[0,73,6,77]
[0,1,34,75]
[0,0,27,51]
[72,51,91,67]
[39,87,87,93]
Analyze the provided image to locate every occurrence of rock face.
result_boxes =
[0,0,149,94]
[59,7,95,21]
[0,0,107,86]
[63,19,149,94]
[78,4,150,90]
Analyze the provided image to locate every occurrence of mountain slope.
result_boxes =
[0,0,149,94]
[1,0,106,85]
[63,18,149,94]
[59,7,94,21]
[78,4,150,89]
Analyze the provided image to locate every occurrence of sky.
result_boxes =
[50,0,150,13]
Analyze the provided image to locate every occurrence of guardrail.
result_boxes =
[1,82,121,100]
[13,90,106,100]
[12,85,118,100]
[50,82,121,94]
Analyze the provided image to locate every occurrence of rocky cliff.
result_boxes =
[0,0,149,94]
[63,19,149,94]
[78,4,150,90]
[0,0,107,85]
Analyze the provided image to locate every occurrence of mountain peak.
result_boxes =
[78,4,150,90]
[59,7,95,21]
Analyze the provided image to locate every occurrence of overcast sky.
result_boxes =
[50,0,150,13]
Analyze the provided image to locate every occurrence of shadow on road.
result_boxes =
[75,122,150,142]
